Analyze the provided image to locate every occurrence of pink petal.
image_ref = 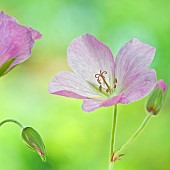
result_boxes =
[0,11,42,40]
[0,21,34,67]
[67,34,115,89]
[27,27,42,40]
[155,80,167,93]
[82,93,123,112]
[115,38,156,103]
[82,99,104,112]
[0,11,16,22]
[48,71,102,99]
[118,69,156,104]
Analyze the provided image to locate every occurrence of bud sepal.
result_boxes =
[22,127,46,162]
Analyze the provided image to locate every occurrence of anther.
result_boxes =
[113,77,117,89]
[114,78,117,84]
[97,78,101,84]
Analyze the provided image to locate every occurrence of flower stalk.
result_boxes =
[0,118,46,161]
[110,104,118,155]
[115,113,152,156]
[109,104,118,170]
[0,118,24,128]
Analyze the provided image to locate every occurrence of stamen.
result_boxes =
[97,78,101,85]
[114,78,117,84]
[113,77,118,90]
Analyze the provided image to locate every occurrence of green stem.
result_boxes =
[109,104,118,170]
[116,113,152,156]
[110,104,118,154]
[0,118,24,128]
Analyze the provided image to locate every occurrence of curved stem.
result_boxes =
[116,113,152,156]
[109,104,118,170]
[0,118,24,128]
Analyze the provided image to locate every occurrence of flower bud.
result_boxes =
[22,127,46,162]
[146,80,167,115]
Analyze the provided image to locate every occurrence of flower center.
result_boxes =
[95,70,117,94]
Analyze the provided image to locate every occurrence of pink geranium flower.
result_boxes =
[49,34,156,112]
[0,11,42,76]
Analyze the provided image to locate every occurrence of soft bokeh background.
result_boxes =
[0,0,169,170]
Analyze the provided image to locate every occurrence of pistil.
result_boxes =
[95,70,111,93]
[95,70,118,95]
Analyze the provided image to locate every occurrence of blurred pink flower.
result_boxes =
[49,34,156,112]
[0,11,42,76]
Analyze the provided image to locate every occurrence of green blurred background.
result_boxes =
[0,0,169,170]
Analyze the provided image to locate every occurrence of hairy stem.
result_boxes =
[109,104,118,170]
[116,113,152,156]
